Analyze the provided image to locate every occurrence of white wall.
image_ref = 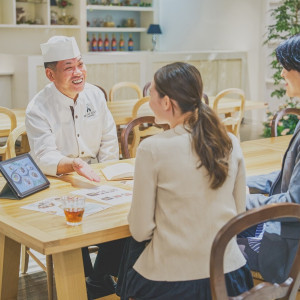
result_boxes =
[158,0,266,107]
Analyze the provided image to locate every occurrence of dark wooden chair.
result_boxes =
[94,84,108,101]
[143,81,151,97]
[120,116,169,159]
[210,203,300,300]
[202,92,209,105]
[271,108,300,137]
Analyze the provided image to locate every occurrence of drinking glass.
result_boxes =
[62,195,85,226]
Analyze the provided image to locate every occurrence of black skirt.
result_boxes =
[117,237,253,300]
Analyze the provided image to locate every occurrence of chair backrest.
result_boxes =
[202,93,209,105]
[210,203,300,300]
[132,96,151,119]
[121,116,169,159]
[109,81,142,102]
[271,108,300,137]
[0,106,17,159]
[143,81,151,97]
[94,84,108,101]
[212,88,245,138]
[6,124,27,159]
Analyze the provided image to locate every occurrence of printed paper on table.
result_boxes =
[72,185,132,206]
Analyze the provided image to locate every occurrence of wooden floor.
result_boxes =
[17,250,120,300]
[18,271,119,300]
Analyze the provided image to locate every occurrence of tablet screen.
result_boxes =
[0,154,50,198]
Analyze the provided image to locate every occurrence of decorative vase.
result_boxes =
[60,8,66,17]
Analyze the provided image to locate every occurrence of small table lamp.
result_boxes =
[147,24,162,51]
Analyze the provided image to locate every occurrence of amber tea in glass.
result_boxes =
[62,195,85,226]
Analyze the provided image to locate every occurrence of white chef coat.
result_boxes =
[25,82,119,176]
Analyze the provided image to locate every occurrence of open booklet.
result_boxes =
[101,163,134,181]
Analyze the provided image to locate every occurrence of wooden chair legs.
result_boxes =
[20,245,54,300]
[46,255,53,300]
[21,245,29,274]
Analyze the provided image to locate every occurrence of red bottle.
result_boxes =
[97,34,103,51]
[91,34,97,52]
[111,33,117,51]
[104,34,110,51]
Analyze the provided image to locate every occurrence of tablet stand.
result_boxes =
[0,183,20,200]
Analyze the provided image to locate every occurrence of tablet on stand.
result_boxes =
[0,154,50,199]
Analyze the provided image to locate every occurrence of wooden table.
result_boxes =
[0,99,266,135]
[241,135,291,176]
[108,98,267,126]
[0,135,289,299]
[0,159,132,300]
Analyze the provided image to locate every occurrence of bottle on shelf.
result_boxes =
[119,33,125,51]
[91,34,97,52]
[97,33,103,51]
[128,34,134,51]
[111,33,117,51]
[87,35,90,52]
[104,34,110,51]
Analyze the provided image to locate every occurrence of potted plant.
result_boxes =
[263,0,300,137]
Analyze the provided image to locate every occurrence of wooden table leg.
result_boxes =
[0,233,21,300]
[53,248,87,300]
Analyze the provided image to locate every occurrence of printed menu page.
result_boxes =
[21,197,110,216]
[71,185,132,206]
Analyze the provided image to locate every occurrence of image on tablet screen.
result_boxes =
[2,156,47,194]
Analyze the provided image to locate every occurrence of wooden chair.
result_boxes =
[94,84,108,101]
[6,124,54,300]
[6,124,27,159]
[212,88,245,139]
[0,106,17,161]
[210,203,300,300]
[202,92,209,105]
[143,81,151,97]
[109,81,142,102]
[271,108,300,137]
[121,116,169,159]
[132,96,150,119]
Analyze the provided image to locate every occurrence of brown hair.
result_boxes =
[154,62,232,189]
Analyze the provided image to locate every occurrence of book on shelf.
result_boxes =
[101,163,134,181]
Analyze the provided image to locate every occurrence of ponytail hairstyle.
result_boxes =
[154,62,233,189]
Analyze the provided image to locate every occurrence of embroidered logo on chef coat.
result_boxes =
[84,103,96,118]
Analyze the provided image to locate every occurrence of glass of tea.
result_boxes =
[62,195,85,226]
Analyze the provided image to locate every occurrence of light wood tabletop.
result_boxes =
[241,135,291,176]
[0,135,290,299]
[0,159,133,300]
[0,98,267,136]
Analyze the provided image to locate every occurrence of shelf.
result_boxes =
[87,27,147,32]
[86,5,153,12]
[16,0,47,3]
[0,24,81,29]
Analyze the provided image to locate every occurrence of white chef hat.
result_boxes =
[40,36,81,63]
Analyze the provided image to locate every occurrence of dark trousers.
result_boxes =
[82,238,127,279]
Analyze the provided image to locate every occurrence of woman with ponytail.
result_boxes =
[116,62,253,300]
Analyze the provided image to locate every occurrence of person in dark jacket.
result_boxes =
[238,33,300,283]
